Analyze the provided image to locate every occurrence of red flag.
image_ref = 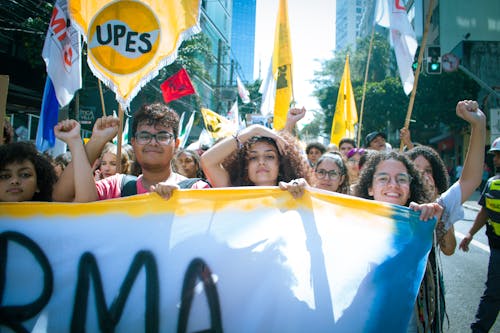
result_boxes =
[160,68,196,103]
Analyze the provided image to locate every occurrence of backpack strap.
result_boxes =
[177,178,210,189]
[121,174,138,197]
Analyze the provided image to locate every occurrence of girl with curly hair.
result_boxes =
[200,124,311,188]
[403,100,486,333]
[353,150,432,206]
[0,142,57,202]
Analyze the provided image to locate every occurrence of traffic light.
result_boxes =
[426,46,441,74]
[412,46,420,73]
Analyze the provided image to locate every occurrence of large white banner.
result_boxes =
[0,188,435,332]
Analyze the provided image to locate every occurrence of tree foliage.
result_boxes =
[313,32,480,146]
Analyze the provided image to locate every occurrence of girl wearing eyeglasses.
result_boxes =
[354,151,431,207]
[312,152,350,194]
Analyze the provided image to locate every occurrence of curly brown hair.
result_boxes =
[222,131,311,186]
[353,151,432,206]
[405,145,449,195]
[131,103,179,138]
[315,152,350,194]
[0,142,57,201]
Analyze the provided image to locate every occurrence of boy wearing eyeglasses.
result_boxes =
[53,103,209,202]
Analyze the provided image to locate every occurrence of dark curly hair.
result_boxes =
[405,145,449,195]
[0,142,57,201]
[222,131,311,186]
[315,152,350,194]
[353,151,432,206]
[306,142,326,154]
[131,102,179,138]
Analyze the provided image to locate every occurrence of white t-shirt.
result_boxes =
[436,181,464,231]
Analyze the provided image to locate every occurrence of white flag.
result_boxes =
[42,0,82,106]
[259,60,276,116]
[375,0,417,95]
[227,101,243,131]
[236,76,251,104]
[179,112,195,148]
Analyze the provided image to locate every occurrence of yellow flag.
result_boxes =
[200,108,236,140]
[272,0,293,131]
[68,0,201,108]
[330,55,358,145]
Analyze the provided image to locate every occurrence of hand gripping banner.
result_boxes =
[0,188,435,332]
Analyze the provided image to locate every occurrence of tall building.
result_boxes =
[231,0,256,83]
[199,0,233,111]
[335,0,369,51]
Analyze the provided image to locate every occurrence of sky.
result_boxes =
[254,0,336,117]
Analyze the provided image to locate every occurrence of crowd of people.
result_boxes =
[1,99,498,332]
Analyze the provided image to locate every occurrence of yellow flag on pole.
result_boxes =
[272,0,293,131]
[200,108,236,140]
[68,0,201,109]
[330,55,358,145]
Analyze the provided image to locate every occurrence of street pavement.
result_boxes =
[441,190,500,332]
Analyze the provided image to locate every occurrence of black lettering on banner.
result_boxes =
[177,258,223,333]
[113,24,127,46]
[126,31,138,52]
[71,251,159,333]
[138,33,152,53]
[276,65,288,89]
[96,24,112,45]
[0,231,53,333]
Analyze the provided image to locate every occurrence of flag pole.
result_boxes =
[0,75,9,145]
[98,80,107,116]
[399,0,435,151]
[357,25,375,147]
[116,105,124,173]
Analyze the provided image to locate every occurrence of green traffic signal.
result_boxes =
[426,46,442,74]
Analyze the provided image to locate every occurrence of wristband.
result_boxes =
[233,133,243,149]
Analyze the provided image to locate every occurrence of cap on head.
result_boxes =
[365,131,386,147]
[489,137,500,153]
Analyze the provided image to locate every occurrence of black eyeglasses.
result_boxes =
[315,169,341,180]
[135,131,174,145]
[373,172,412,186]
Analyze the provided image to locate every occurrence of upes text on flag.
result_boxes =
[375,0,417,95]
[68,0,201,108]
[330,55,358,146]
[160,68,196,104]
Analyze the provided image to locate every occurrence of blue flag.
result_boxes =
[36,77,59,151]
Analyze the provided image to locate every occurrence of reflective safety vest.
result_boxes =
[485,178,500,236]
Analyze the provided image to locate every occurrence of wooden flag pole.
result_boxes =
[0,75,9,145]
[116,105,124,174]
[98,80,107,116]
[357,25,375,147]
[399,0,435,151]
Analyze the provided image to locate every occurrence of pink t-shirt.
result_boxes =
[95,173,209,200]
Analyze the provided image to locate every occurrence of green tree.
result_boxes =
[313,32,480,146]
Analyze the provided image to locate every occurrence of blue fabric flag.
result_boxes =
[36,77,60,151]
